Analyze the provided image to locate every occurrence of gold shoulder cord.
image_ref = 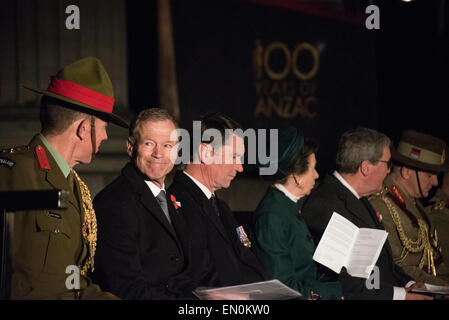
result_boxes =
[72,170,97,276]
[380,192,436,276]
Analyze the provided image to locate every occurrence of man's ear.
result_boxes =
[126,138,135,158]
[75,118,89,141]
[360,160,370,176]
[200,143,214,165]
[400,166,411,180]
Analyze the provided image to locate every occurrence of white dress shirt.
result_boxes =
[183,171,214,199]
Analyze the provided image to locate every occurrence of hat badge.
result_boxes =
[410,148,421,160]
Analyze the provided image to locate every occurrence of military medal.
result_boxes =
[236,226,251,248]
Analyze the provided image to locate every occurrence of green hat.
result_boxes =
[391,130,448,173]
[258,126,305,180]
[24,56,128,128]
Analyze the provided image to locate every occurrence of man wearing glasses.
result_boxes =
[302,127,430,300]
[369,130,449,286]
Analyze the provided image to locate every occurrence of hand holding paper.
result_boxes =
[313,212,388,279]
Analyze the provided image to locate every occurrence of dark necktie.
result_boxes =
[156,190,172,224]
[210,195,220,216]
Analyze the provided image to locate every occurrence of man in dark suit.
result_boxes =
[302,127,431,300]
[168,113,267,286]
[92,108,215,299]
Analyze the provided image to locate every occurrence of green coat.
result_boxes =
[253,187,342,300]
[0,134,117,299]
[369,175,449,285]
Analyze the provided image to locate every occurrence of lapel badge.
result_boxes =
[236,225,251,248]
[376,211,383,223]
[170,194,181,210]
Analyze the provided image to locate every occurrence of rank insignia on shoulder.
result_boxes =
[0,157,15,169]
[1,145,30,154]
[236,225,251,248]
[432,200,445,212]
[34,145,51,170]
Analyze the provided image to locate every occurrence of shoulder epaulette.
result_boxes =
[1,145,30,154]
[369,185,388,200]
[432,200,448,212]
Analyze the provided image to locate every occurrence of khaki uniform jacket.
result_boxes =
[422,189,449,267]
[0,134,117,299]
[369,175,449,285]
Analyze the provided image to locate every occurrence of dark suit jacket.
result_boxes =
[302,174,412,300]
[92,163,215,299]
[168,170,267,286]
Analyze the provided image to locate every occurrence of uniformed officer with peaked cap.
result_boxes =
[369,130,449,285]
[0,56,127,299]
[421,149,449,269]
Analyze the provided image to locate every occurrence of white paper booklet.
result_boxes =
[193,279,302,300]
[312,212,388,279]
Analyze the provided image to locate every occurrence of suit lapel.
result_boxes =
[167,197,188,259]
[140,184,180,241]
[123,163,181,246]
[174,171,232,244]
[202,197,232,244]
[331,175,394,259]
[330,175,378,228]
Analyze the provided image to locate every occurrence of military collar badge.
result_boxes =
[34,145,51,170]
[390,185,405,207]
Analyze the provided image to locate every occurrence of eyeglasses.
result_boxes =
[377,159,393,169]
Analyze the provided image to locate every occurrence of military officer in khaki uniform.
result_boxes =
[369,130,449,286]
[0,57,127,299]
[422,166,449,267]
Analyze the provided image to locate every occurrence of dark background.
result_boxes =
[127,0,449,176]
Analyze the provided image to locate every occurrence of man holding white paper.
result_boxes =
[302,128,431,300]
[313,211,388,280]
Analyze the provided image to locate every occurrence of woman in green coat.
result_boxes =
[253,127,342,300]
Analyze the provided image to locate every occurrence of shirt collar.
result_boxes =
[39,133,71,178]
[145,180,165,198]
[333,171,360,199]
[183,171,214,199]
[273,183,301,203]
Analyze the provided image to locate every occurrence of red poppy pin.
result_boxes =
[170,194,181,210]
[376,211,383,223]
